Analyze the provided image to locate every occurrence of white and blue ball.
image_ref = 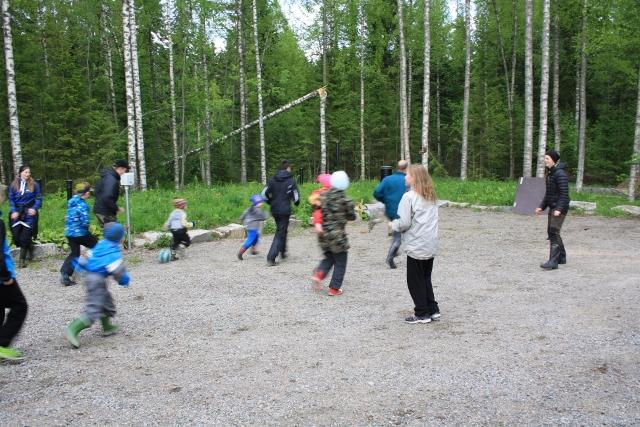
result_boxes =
[158,248,172,264]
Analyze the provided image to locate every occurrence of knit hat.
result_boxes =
[250,194,264,206]
[74,182,91,195]
[103,222,125,242]
[330,171,350,190]
[317,173,332,189]
[113,159,130,171]
[173,198,187,209]
[546,149,560,163]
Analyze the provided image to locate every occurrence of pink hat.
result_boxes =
[317,173,331,189]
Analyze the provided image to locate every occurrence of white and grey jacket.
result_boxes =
[390,190,438,260]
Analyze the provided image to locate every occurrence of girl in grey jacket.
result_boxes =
[390,164,441,324]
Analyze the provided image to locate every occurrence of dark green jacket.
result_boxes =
[320,188,356,253]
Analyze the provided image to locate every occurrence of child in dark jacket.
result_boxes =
[0,219,28,361]
[238,195,268,260]
[65,222,130,349]
[311,171,356,296]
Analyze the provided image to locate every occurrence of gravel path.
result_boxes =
[2,208,639,425]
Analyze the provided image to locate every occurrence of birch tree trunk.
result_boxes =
[575,63,580,132]
[122,0,138,182]
[102,1,118,126]
[201,13,212,186]
[576,0,587,192]
[2,0,22,172]
[128,0,147,190]
[552,13,561,152]
[180,44,187,188]
[251,0,266,184]
[523,0,534,177]
[237,0,247,183]
[397,0,409,161]
[322,0,328,86]
[406,51,412,162]
[359,1,365,180]
[168,39,179,190]
[320,87,327,173]
[421,0,431,168]
[38,0,49,80]
[629,66,640,201]
[509,0,517,178]
[535,0,551,178]
[436,68,441,159]
[460,0,471,180]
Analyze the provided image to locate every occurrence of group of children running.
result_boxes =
[0,163,441,360]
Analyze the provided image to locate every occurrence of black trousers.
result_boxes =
[406,256,439,317]
[267,214,290,262]
[546,213,566,247]
[170,228,191,250]
[95,213,117,229]
[317,251,348,290]
[0,282,28,347]
[60,234,98,277]
[11,223,33,250]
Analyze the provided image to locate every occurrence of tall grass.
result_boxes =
[1,178,637,246]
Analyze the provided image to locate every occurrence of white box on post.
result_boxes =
[121,172,135,187]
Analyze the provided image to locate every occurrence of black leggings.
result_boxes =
[11,223,33,250]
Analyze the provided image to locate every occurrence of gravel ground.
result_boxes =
[1,208,639,426]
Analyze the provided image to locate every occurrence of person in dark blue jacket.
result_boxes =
[261,160,300,266]
[9,165,43,268]
[93,159,128,228]
[373,160,408,269]
[59,182,98,286]
[65,222,130,349]
[0,215,28,361]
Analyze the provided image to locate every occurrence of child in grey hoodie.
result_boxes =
[237,195,268,260]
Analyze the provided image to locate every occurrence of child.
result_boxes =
[0,219,28,360]
[60,182,98,286]
[308,173,331,234]
[238,195,268,260]
[65,222,130,348]
[311,171,356,296]
[163,198,194,261]
[390,164,440,324]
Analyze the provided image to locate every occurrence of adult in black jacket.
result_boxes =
[535,150,570,270]
[93,159,129,227]
[261,160,300,266]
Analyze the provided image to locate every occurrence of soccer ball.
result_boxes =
[158,248,172,264]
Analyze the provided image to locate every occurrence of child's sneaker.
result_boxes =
[405,315,431,324]
[430,312,441,321]
[327,287,343,296]
[0,346,24,361]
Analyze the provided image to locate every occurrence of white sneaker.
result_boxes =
[430,312,441,321]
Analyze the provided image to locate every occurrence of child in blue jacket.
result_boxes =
[65,222,130,348]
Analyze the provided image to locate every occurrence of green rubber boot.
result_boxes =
[65,316,90,348]
[100,315,119,336]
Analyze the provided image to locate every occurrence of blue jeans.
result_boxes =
[242,229,260,250]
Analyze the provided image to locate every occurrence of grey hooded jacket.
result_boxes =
[390,190,438,260]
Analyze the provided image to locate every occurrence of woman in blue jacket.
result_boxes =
[9,165,43,268]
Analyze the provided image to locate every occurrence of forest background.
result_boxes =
[1,0,639,194]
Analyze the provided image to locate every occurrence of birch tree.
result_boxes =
[535,0,551,178]
[460,0,471,180]
[237,0,248,183]
[522,0,534,177]
[251,0,266,184]
[320,87,327,173]
[420,0,430,168]
[576,0,587,192]
[101,1,118,126]
[123,0,138,186]
[397,0,409,160]
[629,66,640,201]
[552,13,561,152]
[2,0,22,172]
[359,0,366,180]
[200,10,212,186]
[128,0,147,190]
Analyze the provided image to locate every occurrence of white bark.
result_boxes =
[251,0,266,184]
[509,0,517,178]
[123,0,138,186]
[397,0,409,161]
[128,0,146,190]
[101,2,118,125]
[201,13,212,186]
[535,0,551,178]
[576,0,587,192]
[2,0,22,172]
[629,66,640,201]
[552,13,561,152]
[169,40,179,190]
[460,0,471,180]
[421,0,430,168]
[237,0,247,184]
[523,0,534,178]
[320,87,327,173]
[359,1,365,180]
[322,1,328,86]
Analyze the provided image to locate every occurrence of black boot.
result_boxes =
[541,244,561,270]
[26,244,35,261]
[558,245,566,265]
[385,246,398,269]
[18,248,28,268]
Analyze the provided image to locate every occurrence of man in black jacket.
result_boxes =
[261,160,300,266]
[94,159,129,228]
[535,150,570,270]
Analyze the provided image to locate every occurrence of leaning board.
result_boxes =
[512,177,546,216]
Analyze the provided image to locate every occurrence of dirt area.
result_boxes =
[1,208,639,425]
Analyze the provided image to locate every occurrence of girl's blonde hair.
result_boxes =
[407,164,436,203]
